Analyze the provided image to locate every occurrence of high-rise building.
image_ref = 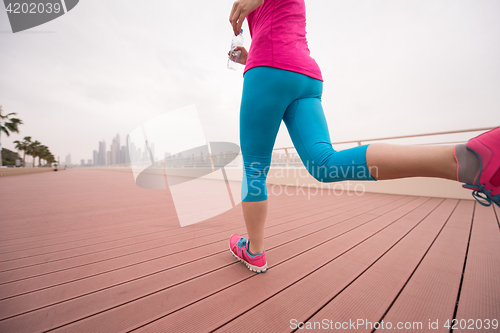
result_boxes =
[65,153,71,166]
[111,134,120,165]
[125,134,130,164]
[98,140,106,166]
[120,145,128,165]
[92,134,131,166]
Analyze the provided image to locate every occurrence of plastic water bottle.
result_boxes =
[227,29,244,70]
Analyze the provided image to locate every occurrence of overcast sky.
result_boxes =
[1,0,499,164]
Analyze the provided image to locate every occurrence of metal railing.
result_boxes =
[94,127,495,170]
[271,126,495,168]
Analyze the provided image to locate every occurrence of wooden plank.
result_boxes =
[0,170,170,225]
[0,171,177,247]
[100,197,433,333]
[0,173,364,261]
[0,190,381,290]
[0,180,309,243]
[381,200,474,332]
[455,204,500,332]
[18,198,410,331]
[0,192,397,330]
[299,199,458,333]
[7,169,484,333]
[0,193,385,319]
[209,198,446,333]
[0,188,366,269]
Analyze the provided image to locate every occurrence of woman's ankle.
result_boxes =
[249,240,264,255]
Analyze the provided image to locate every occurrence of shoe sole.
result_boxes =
[229,245,268,273]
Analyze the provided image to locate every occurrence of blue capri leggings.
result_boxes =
[240,66,375,202]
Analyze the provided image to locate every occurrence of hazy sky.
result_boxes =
[1,0,499,164]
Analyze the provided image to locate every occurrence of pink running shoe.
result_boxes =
[463,127,500,207]
[229,234,267,273]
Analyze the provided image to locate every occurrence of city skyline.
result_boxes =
[64,133,127,167]
[65,133,160,167]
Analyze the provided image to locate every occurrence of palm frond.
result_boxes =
[1,126,10,136]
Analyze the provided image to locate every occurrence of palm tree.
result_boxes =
[28,140,41,167]
[38,145,51,166]
[47,153,56,167]
[13,136,31,167]
[45,153,56,167]
[39,147,47,166]
[0,105,23,167]
[37,145,47,166]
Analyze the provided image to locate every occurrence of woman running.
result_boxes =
[227,0,500,273]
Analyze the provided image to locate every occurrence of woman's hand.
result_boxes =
[228,46,248,65]
[229,0,264,35]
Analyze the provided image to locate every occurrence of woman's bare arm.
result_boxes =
[229,0,264,35]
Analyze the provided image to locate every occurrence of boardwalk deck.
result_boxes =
[0,169,498,332]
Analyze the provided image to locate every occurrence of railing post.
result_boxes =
[284,148,290,168]
[209,154,215,172]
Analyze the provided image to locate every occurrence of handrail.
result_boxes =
[273,126,495,150]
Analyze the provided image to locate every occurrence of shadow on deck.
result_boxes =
[0,169,498,332]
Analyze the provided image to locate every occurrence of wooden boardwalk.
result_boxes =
[0,169,498,333]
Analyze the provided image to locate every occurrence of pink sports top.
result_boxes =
[244,0,322,81]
